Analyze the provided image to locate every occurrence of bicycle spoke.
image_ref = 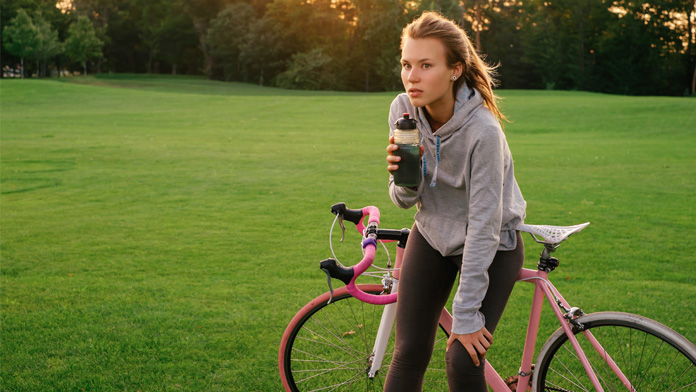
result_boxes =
[301,369,366,392]
[657,349,688,391]
[666,363,695,392]
[608,325,625,392]
[297,326,363,359]
[292,346,365,368]
[553,344,591,391]
[536,314,696,392]
[283,288,491,391]
[343,296,372,352]
[319,303,369,355]
[293,361,364,385]
[593,325,620,392]
[547,353,591,392]
[631,330,649,391]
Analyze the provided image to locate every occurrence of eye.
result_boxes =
[402,63,411,70]
[422,63,432,69]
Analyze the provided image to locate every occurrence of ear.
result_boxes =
[452,62,463,79]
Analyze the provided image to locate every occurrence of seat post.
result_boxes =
[537,246,559,272]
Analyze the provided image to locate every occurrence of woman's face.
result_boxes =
[400,36,458,109]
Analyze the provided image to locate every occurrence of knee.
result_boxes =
[445,342,486,378]
[392,341,432,371]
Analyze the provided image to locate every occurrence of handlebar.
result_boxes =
[321,203,403,305]
[330,202,380,233]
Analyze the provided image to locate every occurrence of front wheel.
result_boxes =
[534,311,696,392]
[279,284,450,391]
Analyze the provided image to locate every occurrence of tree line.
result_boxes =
[2,0,695,96]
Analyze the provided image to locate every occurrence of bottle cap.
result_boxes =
[395,113,417,130]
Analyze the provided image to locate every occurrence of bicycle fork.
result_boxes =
[368,280,399,379]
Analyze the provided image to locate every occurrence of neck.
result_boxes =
[425,102,454,127]
[425,90,456,125]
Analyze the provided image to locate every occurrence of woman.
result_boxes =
[385,11,527,391]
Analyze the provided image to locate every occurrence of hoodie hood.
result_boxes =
[415,82,484,142]
[415,82,484,187]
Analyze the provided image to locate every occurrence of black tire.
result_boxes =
[533,311,696,392]
[279,284,449,391]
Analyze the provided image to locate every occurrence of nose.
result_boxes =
[404,68,420,86]
[407,68,419,83]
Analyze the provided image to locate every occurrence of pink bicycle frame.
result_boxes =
[481,268,633,392]
[338,205,633,391]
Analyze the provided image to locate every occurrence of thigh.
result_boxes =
[384,225,459,392]
[481,231,525,333]
[395,224,459,345]
[445,232,525,391]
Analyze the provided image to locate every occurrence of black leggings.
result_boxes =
[384,224,524,392]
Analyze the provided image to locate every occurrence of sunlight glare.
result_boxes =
[56,0,74,14]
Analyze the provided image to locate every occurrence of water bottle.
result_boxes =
[393,113,421,187]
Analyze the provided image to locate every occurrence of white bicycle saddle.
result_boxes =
[516,222,590,246]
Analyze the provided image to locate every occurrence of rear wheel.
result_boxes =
[279,284,450,391]
[534,312,696,392]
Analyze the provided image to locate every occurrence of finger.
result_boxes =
[419,145,424,157]
[387,155,401,163]
[387,144,399,154]
[446,335,456,352]
[474,341,488,355]
[463,343,480,367]
[480,337,491,350]
[483,327,493,344]
[389,136,395,144]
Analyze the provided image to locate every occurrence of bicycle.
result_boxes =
[279,203,696,391]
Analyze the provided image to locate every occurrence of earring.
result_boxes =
[452,76,457,81]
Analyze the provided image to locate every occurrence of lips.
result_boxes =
[408,88,423,98]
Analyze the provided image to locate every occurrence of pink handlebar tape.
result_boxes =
[345,234,397,305]
[354,206,380,233]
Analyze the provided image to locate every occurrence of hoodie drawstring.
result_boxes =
[422,135,441,188]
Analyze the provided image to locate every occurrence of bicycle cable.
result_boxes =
[517,276,565,306]
[329,212,394,273]
[329,213,344,267]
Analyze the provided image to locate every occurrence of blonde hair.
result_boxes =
[401,11,507,123]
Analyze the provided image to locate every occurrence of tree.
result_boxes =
[239,16,289,86]
[179,0,228,77]
[32,11,63,77]
[65,16,104,76]
[476,0,531,89]
[590,1,684,95]
[2,9,39,79]
[135,0,168,73]
[70,0,120,73]
[276,48,335,89]
[157,12,201,75]
[690,0,696,95]
[206,3,257,81]
[350,0,408,91]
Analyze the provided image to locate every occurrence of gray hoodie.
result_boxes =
[388,83,526,335]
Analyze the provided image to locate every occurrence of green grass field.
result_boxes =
[1,74,694,391]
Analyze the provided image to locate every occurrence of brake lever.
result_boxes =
[321,268,335,304]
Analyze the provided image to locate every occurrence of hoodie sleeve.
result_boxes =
[451,123,506,335]
[387,95,423,209]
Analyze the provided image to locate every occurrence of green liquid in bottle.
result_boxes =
[394,143,421,187]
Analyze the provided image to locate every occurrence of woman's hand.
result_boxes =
[386,136,424,174]
[446,327,493,367]
[386,136,401,174]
